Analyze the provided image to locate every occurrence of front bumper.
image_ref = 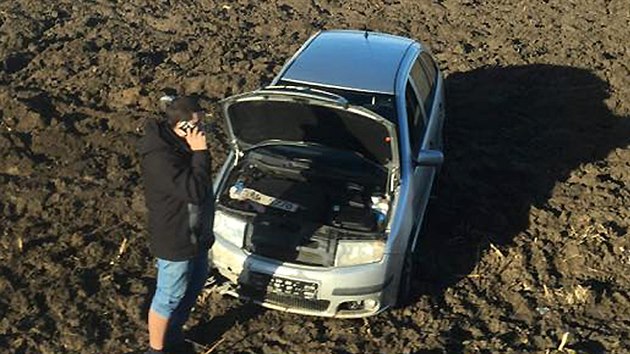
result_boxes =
[210,236,396,318]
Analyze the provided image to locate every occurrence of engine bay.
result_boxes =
[216,146,391,265]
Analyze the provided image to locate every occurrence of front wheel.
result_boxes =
[395,249,415,307]
[395,215,430,307]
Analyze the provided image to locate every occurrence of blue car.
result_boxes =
[211,30,445,318]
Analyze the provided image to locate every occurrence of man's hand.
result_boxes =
[185,126,207,151]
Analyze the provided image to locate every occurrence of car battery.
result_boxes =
[330,182,376,232]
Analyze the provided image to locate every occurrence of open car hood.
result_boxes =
[221,86,399,169]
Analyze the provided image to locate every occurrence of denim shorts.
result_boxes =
[150,251,209,323]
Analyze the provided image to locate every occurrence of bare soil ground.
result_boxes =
[0,1,629,353]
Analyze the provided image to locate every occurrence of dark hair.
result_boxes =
[164,96,203,127]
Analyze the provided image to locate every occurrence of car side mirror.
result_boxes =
[413,150,444,167]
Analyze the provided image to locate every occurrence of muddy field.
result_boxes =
[1,0,629,353]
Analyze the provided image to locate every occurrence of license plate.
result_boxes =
[230,187,300,212]
[248,273,318,299]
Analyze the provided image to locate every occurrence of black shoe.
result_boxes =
[165,339,195,354]
[144,349,165,354]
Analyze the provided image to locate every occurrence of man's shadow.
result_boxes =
[414,64,629,300]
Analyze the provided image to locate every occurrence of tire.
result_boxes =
[396,213,430,307]
[395,248,415,307]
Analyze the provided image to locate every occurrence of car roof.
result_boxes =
[279,30,415,95]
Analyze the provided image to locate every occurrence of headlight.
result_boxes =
[213,210,247,247]
[335,240,385,267]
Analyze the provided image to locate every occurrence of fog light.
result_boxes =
[338,299,379,312]
[363,299,378,310]
[338,300,364,311]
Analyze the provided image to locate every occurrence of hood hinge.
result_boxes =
[232,139,244,165]
[388,166,399,197]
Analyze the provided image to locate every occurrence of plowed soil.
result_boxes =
[1,1,629,353]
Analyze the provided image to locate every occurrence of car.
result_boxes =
[210,29,445,318]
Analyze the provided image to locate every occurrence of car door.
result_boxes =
[405,62,428,225]
[406,53,439,248]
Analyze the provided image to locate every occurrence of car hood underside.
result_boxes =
[222,88,398,168]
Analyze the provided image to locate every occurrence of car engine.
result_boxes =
[216,147,390,266]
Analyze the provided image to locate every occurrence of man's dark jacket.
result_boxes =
[138,118,214,261]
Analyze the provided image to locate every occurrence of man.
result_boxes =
[138,96,215,354]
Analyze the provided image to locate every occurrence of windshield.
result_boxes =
[227,98,393,166]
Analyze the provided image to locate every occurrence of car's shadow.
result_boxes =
[414,64,629,300]
[175,64,628,353]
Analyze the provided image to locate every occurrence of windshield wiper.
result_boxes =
[348,150,385,172]
[245,139,323,152]
[247,142,313,169]
[246,140,385,172]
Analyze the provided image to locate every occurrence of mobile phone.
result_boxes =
[181,121,197,131]
[179,121,197,136]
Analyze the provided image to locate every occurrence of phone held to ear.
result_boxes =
[182,121,196,131]
[178,121,197,136]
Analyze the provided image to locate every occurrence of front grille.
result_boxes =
[246,220,338,267]
[252,240,335,267]
[240,272,330,312]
